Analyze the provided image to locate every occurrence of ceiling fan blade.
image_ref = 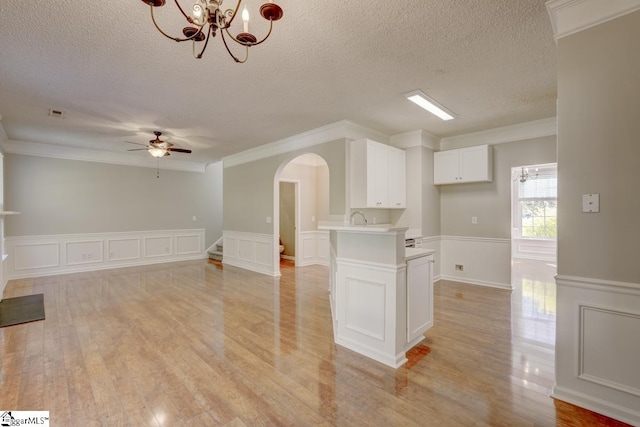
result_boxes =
[125,141,149,147]
[168,148,192,154]
[128,148,150,151]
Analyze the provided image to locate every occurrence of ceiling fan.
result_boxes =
[126,131,192,158]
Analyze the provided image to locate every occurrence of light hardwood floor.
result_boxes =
[0,259,630,426]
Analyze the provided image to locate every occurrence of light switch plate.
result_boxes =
[582,193,600,213]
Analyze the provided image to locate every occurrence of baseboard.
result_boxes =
[335,335,407,369]
[439,274,513,290]
[552,385,640,426]
[222,257,280,277]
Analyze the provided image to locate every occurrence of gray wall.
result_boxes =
[422,146,441,237]
[223,139,347,234]
[440,136,557,239]
[557,11,640,283]
[279,181,295,256]
[4,154,223,247]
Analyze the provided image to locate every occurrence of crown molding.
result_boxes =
[546,0,640,40]
[222,120,390,168]
[2,139,206,173]
[390,129,440,151]
[439,117,557,151]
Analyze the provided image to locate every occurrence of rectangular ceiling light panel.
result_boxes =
[404,90,455,121]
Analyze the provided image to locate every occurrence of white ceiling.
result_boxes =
[0,0,557,165]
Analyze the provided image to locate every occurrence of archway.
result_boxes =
[273,153,330,275]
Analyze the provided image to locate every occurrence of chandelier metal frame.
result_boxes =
[140,0,283,62]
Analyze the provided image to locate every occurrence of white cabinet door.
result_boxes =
[367,140,389,208]
[407,254,434,343]
[433,149,460,184]
[388,147,406,208]
[350,139,406,209]
[460,145,492,183]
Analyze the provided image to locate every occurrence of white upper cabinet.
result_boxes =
[350,139,406,209]
[433,145,493,185]
[387,147,406,208]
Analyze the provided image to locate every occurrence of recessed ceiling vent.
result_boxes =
[48,108,65,118]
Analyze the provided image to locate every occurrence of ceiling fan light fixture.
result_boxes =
[148,147,167,158]
[404,90,455,121]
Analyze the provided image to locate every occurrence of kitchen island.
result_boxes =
[318,223,435,368]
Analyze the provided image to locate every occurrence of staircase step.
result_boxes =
[208,250,223,262]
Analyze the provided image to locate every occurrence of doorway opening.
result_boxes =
[273,153,330,275]
[511,163,558,348]
[279,180,298,263]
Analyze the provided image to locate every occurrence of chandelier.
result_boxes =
[514,167,538,183]
[140,0,283,62]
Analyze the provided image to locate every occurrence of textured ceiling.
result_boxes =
[0,0,557,164]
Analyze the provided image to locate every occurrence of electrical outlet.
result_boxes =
[455,264,464,272]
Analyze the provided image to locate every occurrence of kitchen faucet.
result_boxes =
[350,210,368,225]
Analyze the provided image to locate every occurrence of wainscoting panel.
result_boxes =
[512,237,556,261]
[108,238,141,262]
[176,234,201,255]
[345,276,386,340]
[298,231,329,267]
[334,259,407,368]
[254,241,273,267]
[553,275,640,426]
[440,236,511,289]
[13,242,60,271]
[317,232,330,264]
[65,240,104,266]
[5,229,206,279]
[144,236,173,258]
[222,230,277,276]
[301,235,316,262]
[579,305,640,397]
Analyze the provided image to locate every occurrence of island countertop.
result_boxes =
[317,222,408,233]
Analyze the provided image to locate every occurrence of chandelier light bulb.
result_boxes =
[193,3,204,24]
[242,6,250,33]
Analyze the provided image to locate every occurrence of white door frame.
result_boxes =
[279,179,300,267]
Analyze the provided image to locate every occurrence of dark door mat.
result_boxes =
[0,294,45,328]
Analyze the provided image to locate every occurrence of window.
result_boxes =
[515,165,557,240]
